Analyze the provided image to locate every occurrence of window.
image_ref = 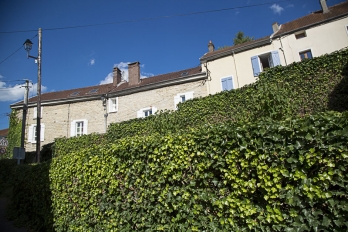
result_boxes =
[33,107,43,119]
[70,119,88,137]
[137,107,157,118]
[295,31,307,39]
[174,91,194,109]
[28,124,45,143]
[108,97,118,113]
[299,50,313,61]
[221,77,233,91]
[251,50,281,77]
[346,25,348,34]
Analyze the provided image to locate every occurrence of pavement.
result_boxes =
[0,197,28,232]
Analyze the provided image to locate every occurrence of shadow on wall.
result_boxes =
[328,62,348,112]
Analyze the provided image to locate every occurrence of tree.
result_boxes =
[233,31,254,45]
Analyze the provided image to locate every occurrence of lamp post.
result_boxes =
[24,28,42,163]
[101,94,108,133]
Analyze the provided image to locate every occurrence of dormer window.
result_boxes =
[295,31,307,39]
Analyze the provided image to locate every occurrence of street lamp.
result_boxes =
[23,28,42,163]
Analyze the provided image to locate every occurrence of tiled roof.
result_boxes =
[0,128,8,137]
[11,66,203,106]
[200,36,271,61]
[274,1,348,37]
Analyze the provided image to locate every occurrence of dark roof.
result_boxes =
[200,1,348,62]
[0,128,8,137]
[200,36,271,61]
[11,66,203,107]
[274,1,348,37]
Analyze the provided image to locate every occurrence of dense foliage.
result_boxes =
[50,111,348,231]
[4,110,21,159]
[105,48,348,141]
[233,31,254,45]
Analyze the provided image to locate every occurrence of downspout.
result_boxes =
[279,37,288,66]
[232,51,240,88]
[203,62,211,95]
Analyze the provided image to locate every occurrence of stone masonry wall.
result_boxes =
[22,80,207,151]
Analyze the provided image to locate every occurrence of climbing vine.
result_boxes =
[4,110,22,159]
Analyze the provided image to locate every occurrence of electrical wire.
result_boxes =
[0,35,37,66]
[0,0,293,34]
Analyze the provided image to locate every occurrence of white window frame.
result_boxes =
[108,97,118,113]
[298,48,313,61]
[33,107,43,119]
[220,76,233,91]
[174,91,194,109]
[28,124,45,143]
[70,119,88,137]
[137,107,157,118]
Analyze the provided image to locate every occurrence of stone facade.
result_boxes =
[22,80,207,151]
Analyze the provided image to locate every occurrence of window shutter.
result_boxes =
[137,110,143,118]
[227,77,233,90]
[28,125,34,143]
[221,78,228,91]
[251,56,261,77]
[70,122,75,137]
[83,120,88,135]
[33,107,37,119]
[108,98,112,112]
[40,124,45,141]
[174,95,180,109]
[115,97,118,112]
[271,51,281,67]
[152,107,157,114]
[186,92,194,100]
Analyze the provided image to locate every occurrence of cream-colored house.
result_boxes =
[10,62,207,151]
[200,0,348,95]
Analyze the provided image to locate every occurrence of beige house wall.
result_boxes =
[22,80,207,151]
[203,17,348,95]
[272,17,348,64]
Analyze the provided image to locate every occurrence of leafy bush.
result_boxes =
[4,110,21,159]
[50,111,348,231]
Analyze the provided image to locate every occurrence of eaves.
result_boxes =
[10,72,207,109]
[200,37,271,63]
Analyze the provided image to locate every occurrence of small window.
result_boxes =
[70,119,88,137]
[28,124,45,143]
[70,91,80,96]
[299,50,313,61]
[88,89,98,94]
[251,50,281,77]
[33,107,43,119]
[181,71,189,77]
[137,107,157,118]
[174,92,194,109]
[108,97,118,113]
[295,31,307,39]
[221,77,233,91]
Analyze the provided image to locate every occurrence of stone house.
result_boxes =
[0,128,9,157]
[200,0,348,95]
[10,62,207,151]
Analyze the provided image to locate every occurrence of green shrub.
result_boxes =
[50,111,348,231]
[0,159,17,195]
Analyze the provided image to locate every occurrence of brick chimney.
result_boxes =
[320,0,329,13]
[272,22,279,33]
[128,62,140,86]
[112,67,122,87]
[208,40,215,53]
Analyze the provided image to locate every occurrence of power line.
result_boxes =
[0,0,293,34]
[0,35,37,66]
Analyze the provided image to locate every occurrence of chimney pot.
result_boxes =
[113,67,122,87]
[208,40,215,53]
[128,62,140,86]
[320,0,329,13]
[272,22,279,33]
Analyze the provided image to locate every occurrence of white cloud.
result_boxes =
[270,4,284,15]
[286,4,294,8]
[0,77,47,102]
[90,59,95,65]
[99,62,154,85]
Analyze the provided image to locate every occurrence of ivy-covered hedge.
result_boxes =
[4,110,21,159]
[104,48,348,141]
[50,111,348,231]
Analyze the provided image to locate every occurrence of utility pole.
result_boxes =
[36,28,42,163]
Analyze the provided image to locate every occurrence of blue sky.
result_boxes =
[0,0,344,129]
